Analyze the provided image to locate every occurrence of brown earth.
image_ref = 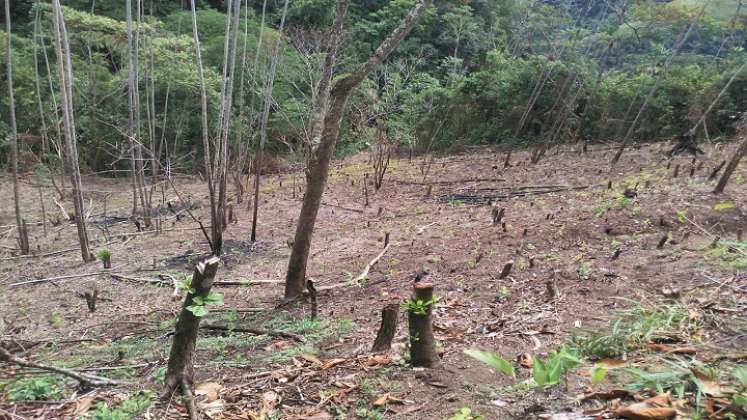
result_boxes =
[0,142,745,419]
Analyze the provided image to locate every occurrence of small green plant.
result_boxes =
[50,311,64,328]
[676,209,687,223]
[152,366,167,384]
[179,275,224,317]
[97,249,112,269]
[404,295,439,315]
[466,346,581,387]
[89,391,154,420]
[570,302,694,358]
[449,407,484,420]
[464,349,514,377]
[714,201,735,211]
[7,376,62,401]
[531,347,582,387]
[578,261,592,280]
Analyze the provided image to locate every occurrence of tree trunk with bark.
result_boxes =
[284,0,433,299]
[51,0,93,262]
[4,0,30,255]
[714,115,747,194]
[164,256,220,395]
[372,303,399,353]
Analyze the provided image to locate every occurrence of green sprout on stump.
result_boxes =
[97,249,112,269]
[178,275,224,317]
[404,295,439,315]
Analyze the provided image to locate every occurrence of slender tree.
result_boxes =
[611,5,706,164]
[714,113,747,194]
[5,0,30,255]
[284,0,434,299]
[51,0,93,262]
[251,0,290,242]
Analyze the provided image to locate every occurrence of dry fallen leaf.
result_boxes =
[61,396,95,417]
[194,382,223,402]
[647,344,697,354]
[301,353,323,366]
[580,389,631,401]
[614,393,676,420]
[198,399,224,419]
[373,393,391,407]
[519,353,534,368]
[595,358,628,369]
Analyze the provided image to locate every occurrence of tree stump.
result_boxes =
[499,261,513,279]
[83,282,98,312]
[372,303,399,353]
[164,256,220,396]
[408,283,439,368]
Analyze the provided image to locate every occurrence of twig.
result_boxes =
[8,272,110,288]
[354,243,391,283]
[320,202,364,214]
[0,346,120,387]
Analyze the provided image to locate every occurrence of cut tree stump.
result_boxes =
[408,283,439,368]
[83,282,98,312]
[164,256,220,397]
[499,261,513,279]
[372,303,399,353]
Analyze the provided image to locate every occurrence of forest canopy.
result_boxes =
[2,0,746,172]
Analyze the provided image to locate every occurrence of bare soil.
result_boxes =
[1,142,745,419]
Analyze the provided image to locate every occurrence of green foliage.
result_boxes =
[404,295,439,315]
[186,291,224,317]
[464,349,515,377]
[449,407,485,420]
[531,347,582,387]
[7,376,62,401]
[96,248,112,261]
[89,391,154,420]
[570,302,694,358]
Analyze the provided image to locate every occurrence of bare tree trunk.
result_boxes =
[250,0,290,242]
[284,0,433,299]
[211,0,242,256]
[714,116,747,194]
[671,62,747,155]
[51,0,93,262]
[611,6,705,164]
[5,0,30,255]
[189,0,216,254]
[164,257,220,396]
[37,13,67,199]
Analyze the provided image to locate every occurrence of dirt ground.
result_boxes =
[0,142,746,419]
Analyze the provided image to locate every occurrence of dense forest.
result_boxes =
[1,1,747,419]
[3,0,745,173]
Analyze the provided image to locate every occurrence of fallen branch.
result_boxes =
[320,202,364,214]
[0,346,120,387]
[354,243,391,283]
[212,279,284,287]
[8,272,110,288]
[393,177,505,185]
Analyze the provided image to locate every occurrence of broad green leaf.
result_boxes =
[533,359,547,386]
[186,304,209,317]
[464,349,515,377]
[733,366,747,387]
[203,292,224,306]
[591,367,607,384]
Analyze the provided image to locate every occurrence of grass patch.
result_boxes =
[570,301,698,359]
[705,240,747,270]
